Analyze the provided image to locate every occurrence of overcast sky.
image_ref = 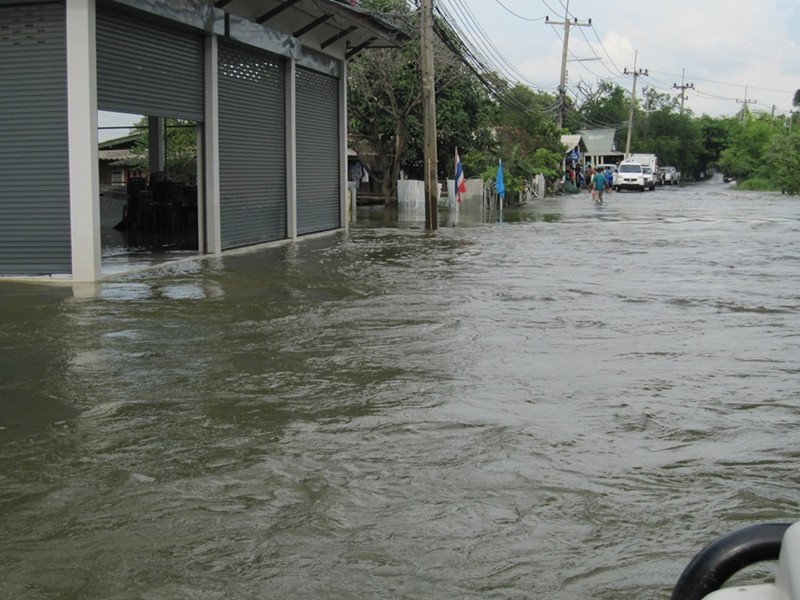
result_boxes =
[100,0,800,140]
[440,0,800,119]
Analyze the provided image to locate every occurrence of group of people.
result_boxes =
[586,165,614,205]
[563,164,614,204]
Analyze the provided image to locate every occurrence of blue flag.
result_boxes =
[496,160,505,198]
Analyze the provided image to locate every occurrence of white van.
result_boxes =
[616,161,645,192]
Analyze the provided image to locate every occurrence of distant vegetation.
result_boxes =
[349,0,800,198]
[733,178,777,192]
[127,117,198,184]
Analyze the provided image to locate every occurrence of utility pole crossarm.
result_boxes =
[545,0,591,129]
[673,68,694,115]
[736,86,757,123]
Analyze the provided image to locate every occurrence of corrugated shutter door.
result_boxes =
[218,40,286,248]
[296,68,340,234]
[96,4,204,120]
[0,2,71,275]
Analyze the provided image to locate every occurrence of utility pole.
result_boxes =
[421,0,438,230]
[673,68,694,115]
[545,0,591,129]
[624,51,647,157]
[736,86,756,124]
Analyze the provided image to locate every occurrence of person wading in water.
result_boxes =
[591,167,607,205]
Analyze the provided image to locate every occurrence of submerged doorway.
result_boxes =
[99,112,202,272]
[95,3,205,274]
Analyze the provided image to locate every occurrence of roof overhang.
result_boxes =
[561,134,587,153]
[577,128,619,155]
[208,0,409,57]
[99,149,135,162]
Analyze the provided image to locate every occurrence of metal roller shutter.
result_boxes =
[0,2,71,275]
[218,40,286,248]
[296,68,340,234]
[96,4,204,120]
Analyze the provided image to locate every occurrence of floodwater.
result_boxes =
[2,180,799,599]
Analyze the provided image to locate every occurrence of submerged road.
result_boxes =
[1,180,799,598]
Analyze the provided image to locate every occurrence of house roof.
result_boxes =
[561,134,581,150]
[99,133,140,150]
[99,149,134,162]
[561,134,586,154]
[208,0,410,56]
[577,128,623,156]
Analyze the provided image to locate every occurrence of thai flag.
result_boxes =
[455,149,467,203]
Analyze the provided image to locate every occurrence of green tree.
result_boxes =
[499,84,560,144]
[464,84,563,194]
[717,114,783,180]
[128,118,198,183]
[637,110,702,177]
[402,63,493,182]
[348,0,489,201]
[764,130,800,194]
[576,80,628,135]
[695,115,736,178]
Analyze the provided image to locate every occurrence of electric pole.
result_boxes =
[624,51,647,157]
[736,86,756,124]
[673,68,694,115]
[545,0,591,129]
[421,0,438,230]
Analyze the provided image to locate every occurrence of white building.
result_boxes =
[0,0,405,281]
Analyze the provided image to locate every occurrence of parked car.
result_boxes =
[642,166,657,191]
[661,166,681,185]
[616,161,645,192]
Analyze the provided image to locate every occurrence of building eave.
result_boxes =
[208,0,409,55]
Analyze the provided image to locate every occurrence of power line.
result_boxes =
[575,23,621,80]
[413,0,794,119]
[431,4,555,118]
[493,0,544,22]
[545,0,591,128]
[438,0,556,89]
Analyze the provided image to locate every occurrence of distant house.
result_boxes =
[561,134,587,168]
[98,134,144,188]
[578,128,624,167]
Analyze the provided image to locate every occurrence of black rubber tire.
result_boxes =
[671,522,792,600]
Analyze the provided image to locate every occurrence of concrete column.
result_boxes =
[204,34,221,255]
[148,116,165,174]
[67,0,102,282]
[285,59,297,240]
[339,59,349,230]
